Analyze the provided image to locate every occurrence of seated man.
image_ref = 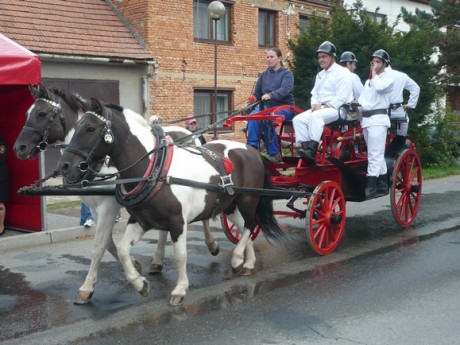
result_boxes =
[293,41,353,165]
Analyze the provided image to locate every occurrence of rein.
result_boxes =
[172,100,263,147]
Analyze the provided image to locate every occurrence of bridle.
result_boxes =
[22,98,66,152]
[64,110,114,174]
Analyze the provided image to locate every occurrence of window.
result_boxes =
[258,9,276,47]
[194,0,231,42]
[299,15,310,32]
[194,89,233,129]
[366,11,387,24]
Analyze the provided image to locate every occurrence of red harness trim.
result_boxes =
[222,157,233,175]
[120,136,174,201]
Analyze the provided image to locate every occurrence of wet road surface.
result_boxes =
[0,175,459,344]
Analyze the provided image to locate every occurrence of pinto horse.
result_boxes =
[58,97,284,306]
[13,84,215,304]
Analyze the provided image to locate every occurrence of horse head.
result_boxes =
[58,97,117,184]
[13,83,88,159]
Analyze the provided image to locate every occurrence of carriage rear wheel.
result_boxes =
[306,180,346,256]
[221,214,261,244]
[390,148,422,227]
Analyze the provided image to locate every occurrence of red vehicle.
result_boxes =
[222,104,422,255]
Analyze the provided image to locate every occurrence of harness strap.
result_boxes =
[165,176,308,198]
[197,146,235,195]
[362,109,388,117]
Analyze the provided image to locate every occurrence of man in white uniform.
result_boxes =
[339,51,364,101]
[386,63,420,155]
[293,41,353,165]
[358,49,394,199]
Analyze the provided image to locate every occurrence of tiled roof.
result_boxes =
[0,0,154,62]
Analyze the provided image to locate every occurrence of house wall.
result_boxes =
[343,0,431,32]
[112,0,335,140]
[40,60,148,116]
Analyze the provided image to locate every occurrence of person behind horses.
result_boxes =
[339,51,364,101]
[246,48,295,162]
[358,49,394,199]
[293,41,353,165]
[185,118,206,145]
[385,58,420,155]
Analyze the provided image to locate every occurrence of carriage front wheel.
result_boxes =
[390,148,422,227]
[306,180,346,256]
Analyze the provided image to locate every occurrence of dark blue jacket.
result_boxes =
[254,66,295,107]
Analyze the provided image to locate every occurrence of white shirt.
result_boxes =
[386,66,420,119]
[350,72,364,101]
[311,62,353,109]
[359,70,394,128]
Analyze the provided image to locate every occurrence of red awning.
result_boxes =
[0,34,41,85]
[0,34,42,231]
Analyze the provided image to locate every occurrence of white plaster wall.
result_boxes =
[343,0,431,32]
[41,61,148,115]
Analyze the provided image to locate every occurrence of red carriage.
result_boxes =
[221,103,422,255]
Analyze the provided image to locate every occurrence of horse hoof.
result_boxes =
[133,260,143,274]
[232,264,243,275]
[168,295,184,307]
[149,264,163,275]
[208,241,219,256]
[139,280,150,297]
[241,267,255,276]
[74,291,94,305]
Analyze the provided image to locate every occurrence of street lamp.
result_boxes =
[207,1,225,140]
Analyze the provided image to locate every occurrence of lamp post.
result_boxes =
[207,1,225,140]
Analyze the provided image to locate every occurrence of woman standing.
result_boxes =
[247,48,295,162]
[0,139,9,236]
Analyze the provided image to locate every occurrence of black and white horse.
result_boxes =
[58,98,284,306]
[13,84,212,304]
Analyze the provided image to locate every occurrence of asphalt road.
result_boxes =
[0,175,460,345]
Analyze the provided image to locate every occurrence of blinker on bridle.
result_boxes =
[27,98,64,152]
[64,110,114,173]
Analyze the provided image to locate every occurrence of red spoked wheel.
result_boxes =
[390,148,422,227]
[306,180,346,255]
[220,214,261,244]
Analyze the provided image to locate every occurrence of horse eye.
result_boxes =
[88,127,96,133]
[38,111,47,117]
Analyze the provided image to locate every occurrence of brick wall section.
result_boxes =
[112,0,333,140]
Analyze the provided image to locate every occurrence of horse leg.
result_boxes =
[227,210,256,276]
[202,219,219,256]
[116,222,150,297]
[242,237,256,276]
[149,230,167,274]
[75,198,120,304]
[169,228,189,306]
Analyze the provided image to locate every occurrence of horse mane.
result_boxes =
[49,87,87,112]
[104,103,150,128]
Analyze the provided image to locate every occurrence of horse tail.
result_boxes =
[256,164,285,241]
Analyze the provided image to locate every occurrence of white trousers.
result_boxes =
[292,108,339,143]
[390,108,409,136]
[363,125,388,177]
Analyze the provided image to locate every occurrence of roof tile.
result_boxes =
[0,0,154,61]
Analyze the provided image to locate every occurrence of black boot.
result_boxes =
[376,174,389,197]
[297,140,319,166]
[365,176,377,199]
[387,135,406,156]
